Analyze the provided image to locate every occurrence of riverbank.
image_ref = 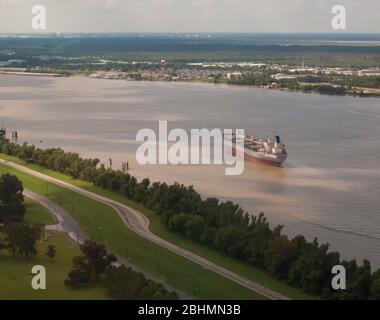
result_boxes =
[0,71,67,77]
[1,69,378,98]
[0,153,313,300]
[88,74,380,98]
[0,158,278,300]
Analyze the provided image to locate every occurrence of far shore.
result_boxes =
[1,70,379,98]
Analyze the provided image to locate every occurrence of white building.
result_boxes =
[359,69,380,76]
[227,72,243,79]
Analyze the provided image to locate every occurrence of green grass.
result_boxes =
[0,154,314,300]
[0,195,108,300]
[24,198,56,225]
[0,234,109,300]
[81,188,312,300]
[0,160,266,300]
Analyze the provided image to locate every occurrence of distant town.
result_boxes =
[1,54,380,96]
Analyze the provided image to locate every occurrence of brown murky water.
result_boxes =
[1,75,380,266]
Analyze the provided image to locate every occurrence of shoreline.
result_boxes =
[1,70,378,98]
[0,71,67,77]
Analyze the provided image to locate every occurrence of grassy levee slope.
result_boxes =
[24,198,55,225]
[0,161,266,300]
[0,202,109,300]
[0,154,313,300]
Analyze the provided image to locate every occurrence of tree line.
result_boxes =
[1,138,380,299]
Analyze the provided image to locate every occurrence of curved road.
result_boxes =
[1,158,289,300]
[24,189,189,299]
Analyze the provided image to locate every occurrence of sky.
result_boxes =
[0,0,379,33]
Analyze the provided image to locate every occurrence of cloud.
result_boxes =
[0,0,379,33]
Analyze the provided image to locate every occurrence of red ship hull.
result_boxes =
[231,145,283,167]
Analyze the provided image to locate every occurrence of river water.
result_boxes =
[1,75,380,266]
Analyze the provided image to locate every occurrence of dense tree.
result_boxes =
[105,266,178,300]
[0,174,25,222]
[3,223,43,260]
[167,212,188,234]
[184,215,205,240]
[343,259,372,300]
[65,240,117,288]
[0,201,26,223]
[64,269,91,288]
[64,240,178,299]
[264,235,298,280]
[0,173,24,204]
[370,270,380,300]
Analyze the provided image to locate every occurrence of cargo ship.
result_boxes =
[224,132,287,166]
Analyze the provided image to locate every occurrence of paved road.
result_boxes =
[1,158,289,300]
[24,189,189,299]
